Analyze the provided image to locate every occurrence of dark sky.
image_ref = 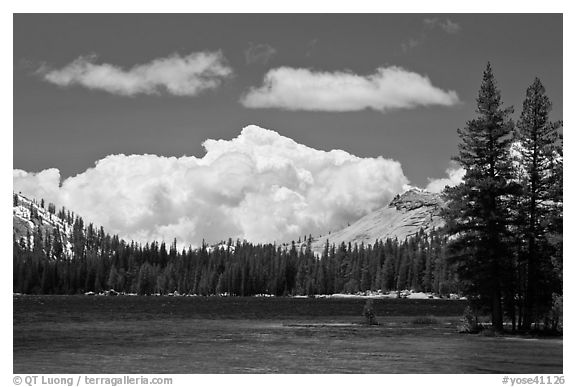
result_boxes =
[13,14,563,188]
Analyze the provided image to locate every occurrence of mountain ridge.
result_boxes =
[310,188,445,254]
[13,192,72,254]
[14,188,445,258]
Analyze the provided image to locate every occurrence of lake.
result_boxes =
[13,295,562,373]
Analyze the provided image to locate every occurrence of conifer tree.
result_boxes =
[443,63,516,330]
[514,78,563,329]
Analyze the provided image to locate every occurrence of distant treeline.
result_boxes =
[13,222,457,297]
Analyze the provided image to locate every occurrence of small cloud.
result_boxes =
[37,51,233,96]
[424,17,461,34]
[399,17,460,53]
[401,38,421,53]
[423,17,439,27]
[441,19,461,34]
[425,165,465,193]
[240,66,460,112]
[244,43,277,65]
[305,38,319,57]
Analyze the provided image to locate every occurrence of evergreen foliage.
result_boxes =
[513,77,563,329]
[443,65,562,332]
[443,63,517,330]
[13,213,457,297]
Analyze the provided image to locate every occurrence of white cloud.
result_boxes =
[14,125,409,247]
[244,43,277,65]
[425,166,466,193]
[13,168,62,205]
[38,52,233,96]
[401,38,422,53]
[240,66,459,112]
[424,18,461,34]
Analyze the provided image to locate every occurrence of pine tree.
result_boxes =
[514,77,563,329]
[107,265,120,290]
[443,63,516,330]
[136,262,155,295]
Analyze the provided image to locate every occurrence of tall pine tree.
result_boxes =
[514,77,562,329]
[443,63,516,330]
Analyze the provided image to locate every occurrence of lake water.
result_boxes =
[13,295,562,374]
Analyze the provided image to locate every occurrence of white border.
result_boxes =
[4,2,572,385]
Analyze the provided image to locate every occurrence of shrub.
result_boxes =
[545,293,563,333]
[458,306,480,333]
[362,299,378,325]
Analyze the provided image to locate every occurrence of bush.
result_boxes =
[545,293,563,333]
[362,299,378,325]
[458,306,480,333]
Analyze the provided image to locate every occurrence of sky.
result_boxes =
[12,14,563,246]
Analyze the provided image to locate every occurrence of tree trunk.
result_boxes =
[523,213,537,331]
[492,284,504,331]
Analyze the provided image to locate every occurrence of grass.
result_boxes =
[411,316,439,325]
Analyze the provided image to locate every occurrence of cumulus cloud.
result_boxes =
[14,125,409,247]
[244,43,277,65]
[240,66,459,112]
[424,17,461,34]
[425,166,466,193]
[38,52,233,96]
[13,168,62,204]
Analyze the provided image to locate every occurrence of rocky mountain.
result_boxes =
[310,188,445,254]
[14,188,446,258]
[13,192,72,254]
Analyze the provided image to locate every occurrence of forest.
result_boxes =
[13,216,456,298]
